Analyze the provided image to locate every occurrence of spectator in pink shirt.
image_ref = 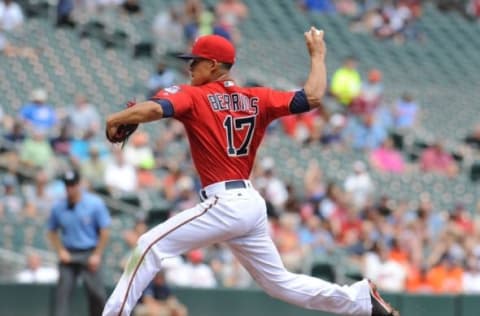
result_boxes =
[420,141,458,177]
[369,137,406,174]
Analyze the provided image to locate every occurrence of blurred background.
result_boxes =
[1,0,480,315]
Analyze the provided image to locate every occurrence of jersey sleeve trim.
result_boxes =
[289,89,310,114]
[151,99,174,118]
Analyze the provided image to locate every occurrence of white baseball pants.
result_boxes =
[103,181,372,316]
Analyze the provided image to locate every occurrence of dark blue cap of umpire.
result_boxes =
[62,169,80,186]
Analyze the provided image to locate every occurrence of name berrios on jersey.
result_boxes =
[207,93,259,115]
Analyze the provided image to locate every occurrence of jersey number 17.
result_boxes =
[223,115,256,157]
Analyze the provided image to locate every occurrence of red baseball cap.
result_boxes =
[178,35,236,64]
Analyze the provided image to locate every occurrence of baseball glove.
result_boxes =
[106,100,138,148]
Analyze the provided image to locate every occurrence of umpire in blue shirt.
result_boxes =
[48,169,111,316]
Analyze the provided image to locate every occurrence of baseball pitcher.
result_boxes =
[104,28,399,316]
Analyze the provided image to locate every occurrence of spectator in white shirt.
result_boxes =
[16,252,58,284]
[104,148,137,194]
[0,0,24,31]
[255,157,289,211]
[463,255,480,293]
[185,249,217,288]
[364,243,406,292]
[184,250,217,288]
[167,250,217,288]
[344,161,375,210]
[0,0,37,59]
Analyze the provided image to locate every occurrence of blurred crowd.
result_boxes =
[59,0,249,50]
[1,0,480,299]
[299,0,480,43]
[298,0,424,43]
[0,0,249,61]
[299,0,480,21]
[282,55,480,180]
[152,0,248,53]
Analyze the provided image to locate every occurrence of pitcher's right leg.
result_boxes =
[227,220,372,316]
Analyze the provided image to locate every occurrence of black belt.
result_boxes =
[66,247,95,252]
[200,180,247,201]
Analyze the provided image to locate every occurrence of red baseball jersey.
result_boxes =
[153,80,295,186]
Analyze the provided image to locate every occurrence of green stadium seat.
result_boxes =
[310,261,336,283]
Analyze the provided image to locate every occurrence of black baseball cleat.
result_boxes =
[369,280,400,316]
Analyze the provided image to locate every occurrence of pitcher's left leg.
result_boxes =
[103,199,220,316]
[103,195,253,316]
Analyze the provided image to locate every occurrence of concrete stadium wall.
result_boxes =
[0,284,479,316]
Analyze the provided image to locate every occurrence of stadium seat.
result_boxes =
[310,261,336,283]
